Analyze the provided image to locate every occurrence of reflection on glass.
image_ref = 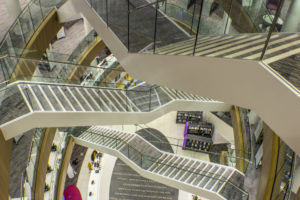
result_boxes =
[19,9,35,43]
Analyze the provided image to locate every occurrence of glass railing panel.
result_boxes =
[9,21,26,55]
[0,84,30,125]
[40,1,54,18]
[261,0,300,91]
[153,3,192,53]
[129,2,155,52]
[198,0,230,36]
[160,3,197,35]
[19,9,35,44]
[29,1,44,30]
[107,0,129,49]
[91,0,107,24]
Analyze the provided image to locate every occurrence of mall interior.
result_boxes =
[0,0,300,199]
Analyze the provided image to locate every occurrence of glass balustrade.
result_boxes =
[86,0,281,60]
[134,124,252,170]
[0,0,66,57]
[73,128,249,199]
[21,128,45,199]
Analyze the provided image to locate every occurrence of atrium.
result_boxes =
[0,0,299,199]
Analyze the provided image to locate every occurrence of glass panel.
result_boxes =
[92,0,107,23]
[107,0,129,49]
[40,0,53,17]
[19,9,35,43]
[154,2,192,53]
[0,85,30,125]
[29,1,43,30]
[129,3,155,52]
[9,21,26,55]
[261,0,300,91]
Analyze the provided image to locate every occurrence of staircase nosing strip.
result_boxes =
[161,87,176,99]
[200,166,221,188]
[38,85,55,111]
[216,169,235,194]
[162,35,235,55]
[107,90,127,112]
[174,160,194,180]
[177,35,245,56]
[47,86,66,111]
[120,92,141,112]
[197,34,264,57]
[99,90,119,111]
[180,161,201,182]
[208,168,226,191]
[151,154,172,172]
[157,155,179,174]
[211,168,230,192]
[27,85,44,111]
[167,158,187,178]
[90,89,111,111]
[113,91,134,112]
[83,88,102,111]
[148,153,167,171]
[17,85,33,112]
[57,87,77,111]
[75,87,95,111]
[190,163,210,185]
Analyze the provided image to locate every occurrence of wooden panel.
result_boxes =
[34,128,56,200]
[0,130,12,200]
[230,106,245,172]
[11,10,63,80]
[67,38,106,83]
[56,136,75,200]
[256,124,279,200]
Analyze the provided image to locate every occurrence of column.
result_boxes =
[282,0,300,32]
[4,0,22,21]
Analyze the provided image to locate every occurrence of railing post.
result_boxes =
[149,87,152,111]
[38,0,44,19]
[190,3,196,35]
[106,0,108,26]
[127,0,130,50]
[153,0,159,53]
[192,0,204,56]
[260,0,285,60]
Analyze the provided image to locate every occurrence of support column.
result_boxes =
[0,131,12,200]
[282,0,300,32]
[4,0,22,21]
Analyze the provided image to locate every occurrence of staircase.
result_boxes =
[75,126,248,200]
[153,33,300,63]
[0,81,230,139]
[72,0,300,155]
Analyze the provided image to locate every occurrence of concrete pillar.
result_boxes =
[4,0,22,21]
[282,0,300,32]
[82,14,93,36]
